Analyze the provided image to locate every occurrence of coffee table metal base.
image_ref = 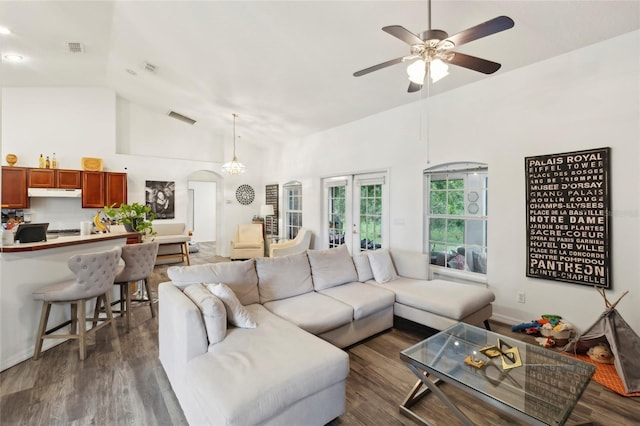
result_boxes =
[399,364,593,426]
[400,364,474,426]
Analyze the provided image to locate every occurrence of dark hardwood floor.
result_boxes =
[1,243,638,425]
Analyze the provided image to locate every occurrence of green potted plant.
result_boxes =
[103,202,156,237]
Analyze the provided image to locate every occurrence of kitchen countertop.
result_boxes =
[0,231,139,253]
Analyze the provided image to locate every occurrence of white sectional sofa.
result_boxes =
[159,246,495,425]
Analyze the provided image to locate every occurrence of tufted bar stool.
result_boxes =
[110,241,159,332]
[32,246,122,361]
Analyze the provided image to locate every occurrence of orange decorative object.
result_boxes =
[5,154,18,166]
[81,157,103,171]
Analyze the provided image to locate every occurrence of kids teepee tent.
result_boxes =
[563,288,640,394]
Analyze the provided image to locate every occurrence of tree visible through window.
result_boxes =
[425,163,488,276]
[359,184,382,251]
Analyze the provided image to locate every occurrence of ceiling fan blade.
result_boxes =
[447,52,501,74]
[382,25,424,45]
[353,57,405,77]
[443,16,514,48]
[407,81,422,93]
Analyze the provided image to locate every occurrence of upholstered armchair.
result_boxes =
[230,224,265,260]
[269,228,312,257]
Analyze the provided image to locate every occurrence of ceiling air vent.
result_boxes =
[68,42,84,53]
[168,111,196,125]
[144,61,158,74]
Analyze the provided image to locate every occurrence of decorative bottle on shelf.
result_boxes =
[38,154,44,168]
[45,156,50,169]
[51,153,57,169]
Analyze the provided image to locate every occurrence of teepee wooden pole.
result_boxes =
[609,290,629,311]
[595,286,611,308]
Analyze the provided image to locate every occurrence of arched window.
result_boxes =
[424,162,488,279]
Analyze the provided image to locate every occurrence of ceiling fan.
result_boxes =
[353,1,514,92]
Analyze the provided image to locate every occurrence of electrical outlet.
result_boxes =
[517,291,526,304]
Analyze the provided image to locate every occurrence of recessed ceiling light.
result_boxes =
[3,54,24,63]
[0,27,10,35]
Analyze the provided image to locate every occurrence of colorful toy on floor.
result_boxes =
[512,314,573,347]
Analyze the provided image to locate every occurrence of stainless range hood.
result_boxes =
[28,188,82,198]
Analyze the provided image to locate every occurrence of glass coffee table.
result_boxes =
[400,323,595,426]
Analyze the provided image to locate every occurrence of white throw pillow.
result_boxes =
[183,284,227,344]
[352,252,374,282]
[207,283,257,328]
[367,249,398,283]
[307,245,358,290]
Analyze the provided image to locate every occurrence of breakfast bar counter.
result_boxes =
[0,231,139,253]
[0,232,137,371]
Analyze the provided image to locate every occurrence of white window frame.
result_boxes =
[282,181,302,240]
[424,162,488,283]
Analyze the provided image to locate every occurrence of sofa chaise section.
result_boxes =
[159,282,349,426]
[365,249,495,330]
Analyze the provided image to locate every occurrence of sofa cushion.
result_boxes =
[256,253,313,303]
[367,249,398,283]
[389,250,430,280]
[185,304,349,426]
[307,245,358,291]
[183,283,227,345]
[263,292,353,335]
[370,277,495,320]
[352,252,374,282]
[207,283,257,328]
[167,260,259,305]
[320,282,395,320]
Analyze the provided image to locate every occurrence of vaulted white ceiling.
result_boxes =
[2,1,639,148]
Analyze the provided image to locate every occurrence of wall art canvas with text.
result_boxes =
[525,147,610,288]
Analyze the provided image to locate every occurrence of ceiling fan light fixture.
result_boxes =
[429,58,449,83]
[222,113,247,175]
[407,59,426,84]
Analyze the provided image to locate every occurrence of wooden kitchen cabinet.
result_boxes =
[56,169,81,188]
[1,167,29,208]
[81,171,105,208]
[81,171,127,208]
[27,168,81,189]
[28,169,55,188]
[105,172,127,207]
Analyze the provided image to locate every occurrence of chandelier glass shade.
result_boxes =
[222,113,246,175]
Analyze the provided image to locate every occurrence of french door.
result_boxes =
[323,172,388,253]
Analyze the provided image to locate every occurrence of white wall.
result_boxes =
[264,31,640,333]
[188,180,216,242]
[116,97,223,163]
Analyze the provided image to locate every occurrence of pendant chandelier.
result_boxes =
[222,113,246,175]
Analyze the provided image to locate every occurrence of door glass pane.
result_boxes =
[328,186,345,248]
[359,184,382,251]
